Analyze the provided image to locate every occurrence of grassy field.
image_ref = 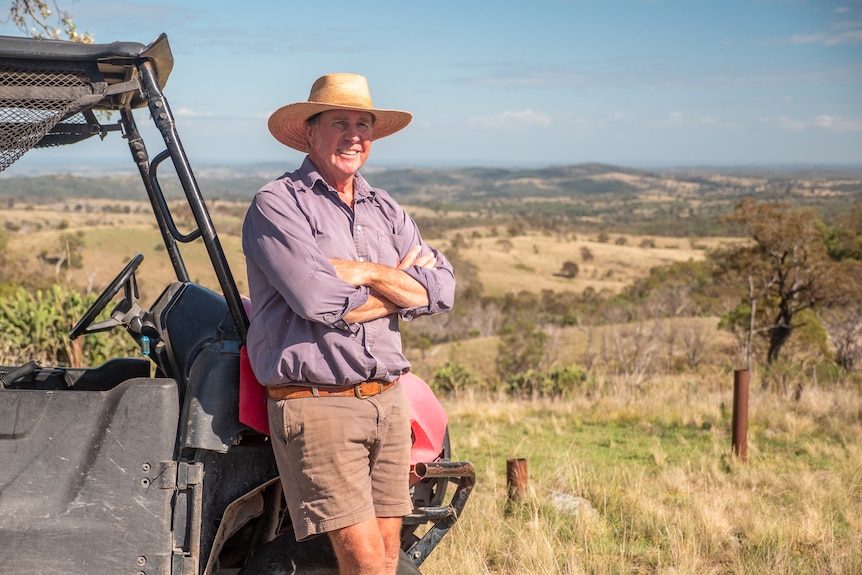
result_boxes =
[420,375,862,574]
[405,315,861,573]
[443,231,733,297]
[0,198,249,303]
[0,198,739,304]
[2,198,859,574]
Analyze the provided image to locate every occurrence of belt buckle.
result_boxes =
[354,381,381,399]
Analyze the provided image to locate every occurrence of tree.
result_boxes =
[818,259,862,372]
[820,306,862,372]
[496,292,548,381]
[2,0,92,42]
[496,315,548,381]
[558,260,579,279]
[716,199,837,363]
[824,202,862,261]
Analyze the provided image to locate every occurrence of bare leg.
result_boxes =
[377,516,403,574]
[329,516,402,575]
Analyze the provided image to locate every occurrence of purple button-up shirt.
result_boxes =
[242,157,455,387]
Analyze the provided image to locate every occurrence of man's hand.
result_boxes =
[398,245,437,270]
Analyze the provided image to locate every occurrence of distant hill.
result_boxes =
[2,163,860,234]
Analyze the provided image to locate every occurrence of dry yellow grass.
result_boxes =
[446,231,736,297]
[2,199,737,305]
[1,199,249,304]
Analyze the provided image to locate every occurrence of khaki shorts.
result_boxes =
[267,382,413,541]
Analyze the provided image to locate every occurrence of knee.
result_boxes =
[329,529,387,574]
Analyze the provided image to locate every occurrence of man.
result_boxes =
[242,73,454,575]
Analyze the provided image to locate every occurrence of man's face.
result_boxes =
[306,109,374,186]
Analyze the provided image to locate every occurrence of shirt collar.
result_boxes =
[298,156,375,203]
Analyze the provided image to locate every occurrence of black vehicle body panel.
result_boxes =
[0,378,179,573]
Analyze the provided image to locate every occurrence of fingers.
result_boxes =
[399,246,437,269]
[398,245,422,269]
[414,252,437,268]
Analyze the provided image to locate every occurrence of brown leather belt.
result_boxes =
[266,378,398,401]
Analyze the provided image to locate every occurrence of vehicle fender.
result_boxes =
[401,372,448,471]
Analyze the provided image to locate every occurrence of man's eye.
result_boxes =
[334,121,347,129]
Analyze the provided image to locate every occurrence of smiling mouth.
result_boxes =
[337,149,359,157]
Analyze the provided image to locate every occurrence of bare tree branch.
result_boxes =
[2,0,93,43]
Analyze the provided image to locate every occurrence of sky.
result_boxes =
[2,0,862,171]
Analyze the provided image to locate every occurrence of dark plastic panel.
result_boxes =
[0,378,179,574]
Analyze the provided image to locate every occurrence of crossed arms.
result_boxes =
[329,245,437,324]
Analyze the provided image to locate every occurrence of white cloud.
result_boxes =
[770,5,862,46]
[468,109,551,128]
[174,108,199,117]
[789,29,862,45]
[777,115,809,131]
[813,114,862,131]
[667,111,684,124]
[763,114,862,132]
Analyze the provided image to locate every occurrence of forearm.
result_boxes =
[343,291,399,323]
[365,262,430,308]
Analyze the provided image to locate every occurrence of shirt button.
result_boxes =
[358,257,365,262]
[356,225,362,231]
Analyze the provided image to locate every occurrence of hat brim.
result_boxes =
[268,102,413,153]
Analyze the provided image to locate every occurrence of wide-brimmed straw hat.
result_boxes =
[268,73,413,153]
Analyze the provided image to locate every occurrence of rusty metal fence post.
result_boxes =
[732,370,750,462]
[506,458,528,503]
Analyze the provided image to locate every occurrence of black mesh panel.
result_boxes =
[0,59,106,172]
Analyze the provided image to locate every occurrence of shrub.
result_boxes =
[503,364,595,398]
[544,364,595,396]
[0,284,139,367]
[431,361,478,396]
[503,369,546,399]
[497,315,548,380]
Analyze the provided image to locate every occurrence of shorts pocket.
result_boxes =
[268,398,292,446]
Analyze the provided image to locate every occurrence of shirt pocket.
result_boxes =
[375,230,401,267]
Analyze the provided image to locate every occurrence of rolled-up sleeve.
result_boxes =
[400,248,455,320]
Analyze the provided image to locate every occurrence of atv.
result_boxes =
[0,33,473,574]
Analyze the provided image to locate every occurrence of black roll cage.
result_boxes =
[0,33,249,340]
